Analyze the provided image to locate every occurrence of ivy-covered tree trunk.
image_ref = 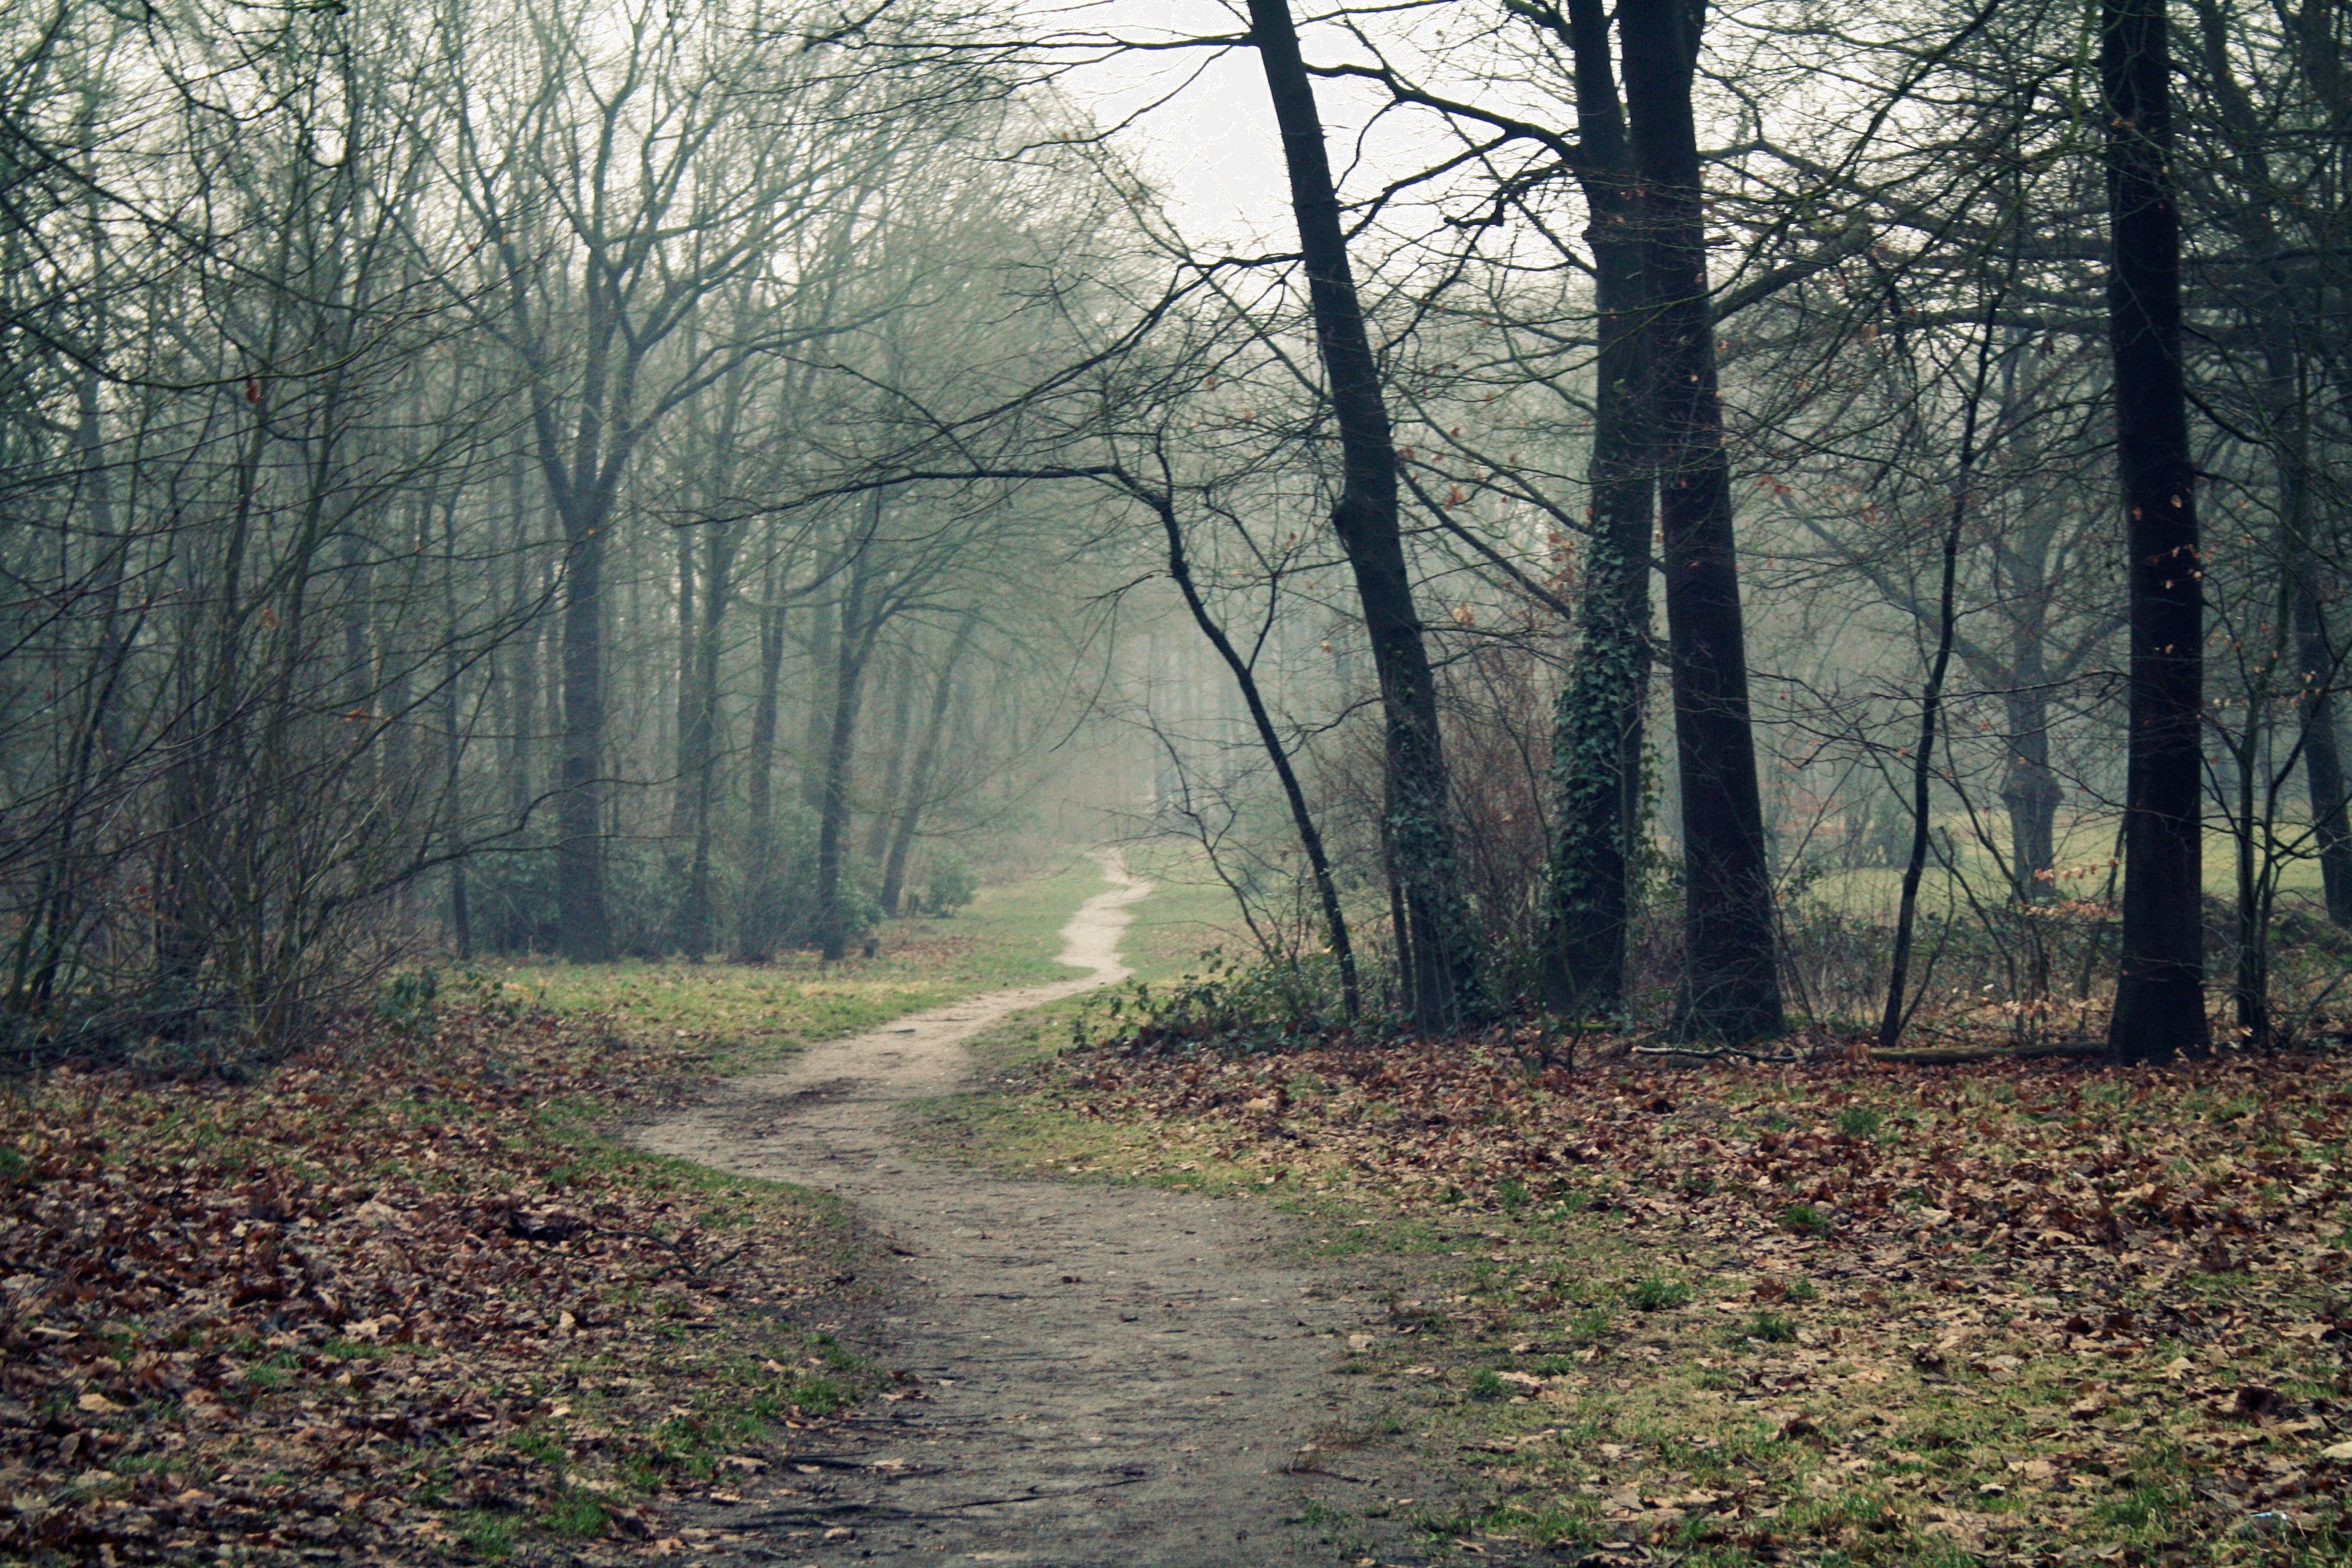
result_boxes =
[1543,0,1652,1018]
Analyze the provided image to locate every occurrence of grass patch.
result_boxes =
[1628,1275,1693,1312]
[505,857,1112,1070]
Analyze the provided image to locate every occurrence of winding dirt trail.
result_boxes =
[635,853,1391,1567]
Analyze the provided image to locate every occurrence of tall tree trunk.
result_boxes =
[1543,0,1653,1018]
[678,524,738,961]
[1155,498,1361,1019]
[864,650,915,863]
[2187,0,2352,927]
[1246,0,1480,1031]
[882,613,977,918]
[669,528,699,848]
[1616,0,1785,1040]
[2102,0,2209,1063]
[816,560,875,962]
[801,574,838,810]
[2001,684,2062,900]
[736,555,790,963]
[441,500,473,962]
[555,497,614,963]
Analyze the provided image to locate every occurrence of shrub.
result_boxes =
[915,852,978,916]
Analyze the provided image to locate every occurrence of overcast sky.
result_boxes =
[1031,0,1416,253]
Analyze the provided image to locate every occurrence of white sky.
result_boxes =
[1028,0,1417,253]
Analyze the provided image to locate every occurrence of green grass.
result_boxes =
[1116,844,1267,983]
[1628,1275,1692,1312]
[1800,813,2332,913]
[497,857,1115,1068]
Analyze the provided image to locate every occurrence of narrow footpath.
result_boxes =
[635,853,1394,1567]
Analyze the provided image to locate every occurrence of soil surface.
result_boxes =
[635,853,1399,1568]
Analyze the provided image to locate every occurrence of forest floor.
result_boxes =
[0,857,1131,1568]
[19,856,2352,1568]
[936,1024,2352,1568]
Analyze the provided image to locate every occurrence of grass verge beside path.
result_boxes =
[502,858,1109,1071]
[933,1035,2352,1567]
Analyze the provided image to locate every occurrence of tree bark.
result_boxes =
[678,523,738,960]
[1246,0,1479,1031]
[1542,0,1653,1018]
[501,452,540,950]
[2101,0,2209,1063]
[670,528,699,848]
[1616,0,1785,1040]
[442,498,474,962]
[883,613,978,918]
[2000,684,2062,900]
[864,650,915,863]
[555,500,615,962]
[802,572,838,810]
[817,558,875,961]
[736,554,790,964]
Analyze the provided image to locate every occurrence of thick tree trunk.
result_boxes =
[1543,0,1652,1018]
[882,614,976,918]
[736,558,790,964]
[2101,0,2208,1063]
[1616,0,1785,1040]
[1247,0,1479,1031]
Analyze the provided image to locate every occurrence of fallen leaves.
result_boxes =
[1019,1031,2352,1561]
[0,1002,857,1564]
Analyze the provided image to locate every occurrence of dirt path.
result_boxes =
[635,853,1394,1568]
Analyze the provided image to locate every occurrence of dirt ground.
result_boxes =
[633,854,1405,1568]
